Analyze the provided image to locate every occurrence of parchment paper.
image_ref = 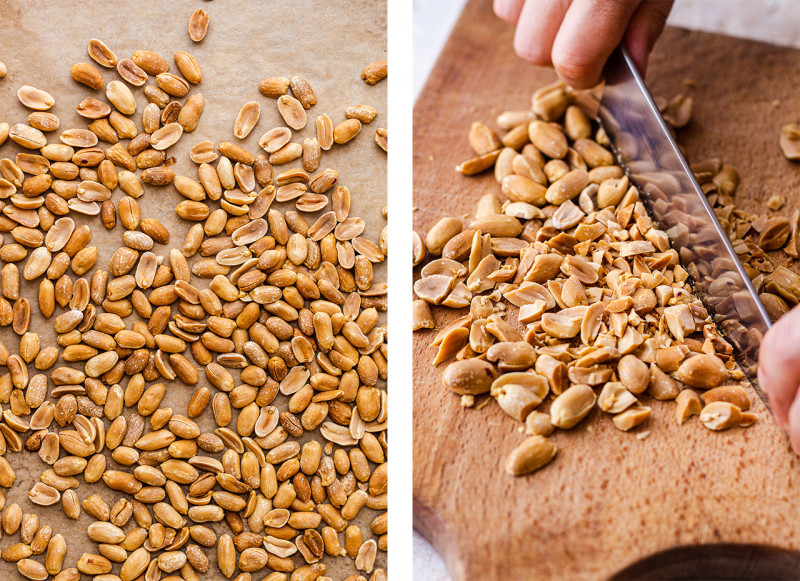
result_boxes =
[0,0,387,577]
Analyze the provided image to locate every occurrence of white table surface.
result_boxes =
[412,0,800,578]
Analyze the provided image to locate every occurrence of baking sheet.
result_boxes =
[0,0,387,577]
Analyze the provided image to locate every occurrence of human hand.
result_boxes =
[494,0,674,89]
[760,305,800,452]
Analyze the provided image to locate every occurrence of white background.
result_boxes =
[411,0,800,578]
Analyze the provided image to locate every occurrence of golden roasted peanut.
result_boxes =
[412,299,435,331]
[0,456,15,487]
[334,119,361,144]
[278,95,306,131]
[759,217,791,250]
[647,364,680,401]
[486,341,536,371]
[234,101,260,139]
[309,114,334,154]
[574,137,613,168]
[150,122,183,151]
[467,121,501,155]
[131,50,168,75]
[260,127,292,154]
[188,8,210,41]
[455,149,500,176]
[361,60,387,84]
[550,384,596,429]
[523,410,553,437]
[190,141,217,164]
[779,123,800,160]
[269,142,303,165]
[545,169,589,205]
[219,141,255,165]
[29,111,60,132]
[156,73,189,97]
[503,124,531,150]
[143,86,169,109]
[175,200,210,221]
[178,94,205,133]
[18,558,48,580]
[612,406,651,431]
[528,120,568,158]
[540,307,585,339]
[532,81,567,121]
[596,176,629,208]
[701,385,751,411]
[174,51,202,84]
[346,104,378,124]
[217,534,236,578]
[491,373,548,421]
[442,359,497,395]
[739,412,758,428]
[503,174,547,205]
[142,103,161,133]
[77,553,112,575]
[598,382,637,414]
[106,81,136,115]
[259,77,291,98]
[505,435,557,476]
[290,76,317,109]
[675,354,728,389]
[675,389,702,424]
[661,93,693,128]
[18,86,55,110]
[425,217,462,255]
[617,354,649,395]
[117,58,148,86]
[10,124,48,149]
[375,126,388,152]
[88,39,117,67]
[699,401,743,431]
[469,214,522,237]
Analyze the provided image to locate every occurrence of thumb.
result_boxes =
[788,390,800,454]
[760,305,800,429]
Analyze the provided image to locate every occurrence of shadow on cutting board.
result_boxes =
[611,544,800,580]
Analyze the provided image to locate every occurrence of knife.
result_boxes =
[598,46,771,402]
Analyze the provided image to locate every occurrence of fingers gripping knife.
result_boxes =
[598,46,772,404]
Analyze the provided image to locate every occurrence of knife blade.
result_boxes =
[598,46,771,402]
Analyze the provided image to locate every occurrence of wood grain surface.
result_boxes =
[413,1,800,579]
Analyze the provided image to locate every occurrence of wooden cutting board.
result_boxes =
[413,1,800,579]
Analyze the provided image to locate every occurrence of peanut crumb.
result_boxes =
[768,195,785,211]
[475,396,491,411]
